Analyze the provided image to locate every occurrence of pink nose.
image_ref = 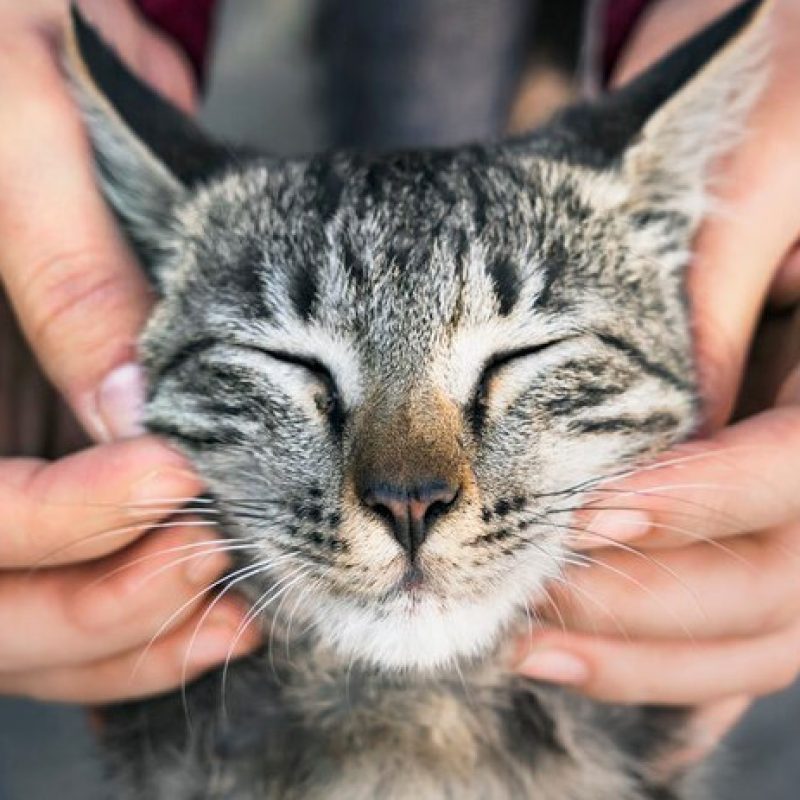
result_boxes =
[361,481,459,559]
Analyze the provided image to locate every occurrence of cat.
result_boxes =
[65,1,769,797]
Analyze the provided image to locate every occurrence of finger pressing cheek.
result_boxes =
[572,405,800,552]
[0,437,202,567]
[540,525,800,641]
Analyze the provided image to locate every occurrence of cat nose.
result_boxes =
[361,480,459,559]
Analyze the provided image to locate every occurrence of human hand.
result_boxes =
[515,0,800,760]
[0,436,260,703]
[0,0,258,703]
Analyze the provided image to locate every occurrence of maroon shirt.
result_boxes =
[603,0,650,79]
[136,0,217,79]
[136,0,651,83]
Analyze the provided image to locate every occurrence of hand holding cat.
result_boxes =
[518,0,800,757]
[2,0,800,738]
[0,0,256,702]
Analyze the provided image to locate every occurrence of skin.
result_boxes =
[0,0,258,703]
[517,0,800,760]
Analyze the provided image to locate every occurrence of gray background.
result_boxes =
[1,0,797,796]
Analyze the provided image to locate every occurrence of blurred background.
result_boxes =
[1,0,798,797]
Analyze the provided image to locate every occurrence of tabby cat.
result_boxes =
[65,1,768,797]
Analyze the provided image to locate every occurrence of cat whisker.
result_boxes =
[530,444,779,503]
[266,568,315,682]
[546,485,748,533]
[538,499,757,571]
[600,443,778,482]
[536,587,568,635]
[77,538,257,596]
[539,571,631,641]
[178,559,302,728]
[123,507,225,519]
[525,522,702,638]
[284,574,328,666]
[29,519,222,572]
[516,542,604,631]
[562,517,756,572]
[221,566,315,716]
[579,482,747,522]
[132,554,296,692]
[116,496,217,509]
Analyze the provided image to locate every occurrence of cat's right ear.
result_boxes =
[63,6,232,285]
[538,0,771,228]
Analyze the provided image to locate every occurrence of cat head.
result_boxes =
[66,1,769,670]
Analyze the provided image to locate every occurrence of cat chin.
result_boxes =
[313,582,534,672]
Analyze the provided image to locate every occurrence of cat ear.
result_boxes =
[616,0,770,221]
[63,6,233,281]
[544,0,770,221]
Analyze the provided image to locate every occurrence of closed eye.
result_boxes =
[249,348,346,434]
[257,348,335,385]
[470,339,569,429]
[154,339,346,433]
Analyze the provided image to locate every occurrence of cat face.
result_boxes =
[139,151,696,667]
[67,0,768,669]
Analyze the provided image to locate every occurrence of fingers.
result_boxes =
[0,523,233,671]
[614,0,800,430]
[0,597,260,704]
[687,16,800,430]
[516,621,800,705]
[0,437,201,566]
[0,0,196,442]
[660,696,751,772]
[0,30,153,441]
[574,405,800,550]
[545,525,800,640]
[0,1,198,442]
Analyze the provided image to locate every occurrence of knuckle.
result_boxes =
[20,248,123,349]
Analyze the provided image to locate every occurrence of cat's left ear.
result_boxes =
[63,6,233,279]
[543,0,771,223]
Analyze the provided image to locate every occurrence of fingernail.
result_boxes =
[582,509,651,545]
[92,363,146,441]
[185,545,231,587]
[517,649,590,684]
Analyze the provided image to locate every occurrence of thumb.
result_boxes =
[0,28,152,441]
[613,0,800,430]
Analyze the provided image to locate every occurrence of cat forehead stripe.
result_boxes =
[486,258,521,317]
